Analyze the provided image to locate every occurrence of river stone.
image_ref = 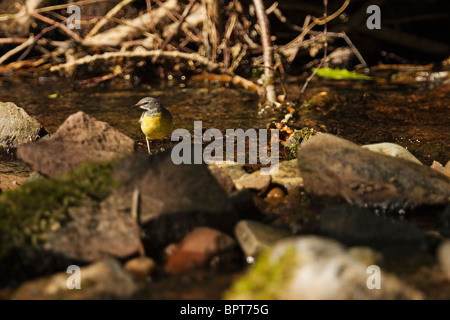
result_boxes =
[297,133,450,212]
[362,142,422,164]
[437,240,450,281]
[234,220,291,260]
[0,102,47,150]
[43,200,141,262]
[11,259,141,300]
[225,236,424,300]
[17,111,134,177]
[110,152,238,251]
[265,159,304,190]
[234,171,271,192]
[165,227,237,274]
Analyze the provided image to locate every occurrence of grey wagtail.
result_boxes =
[132,97,173,154]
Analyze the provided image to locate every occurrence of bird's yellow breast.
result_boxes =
[140,112,172,140]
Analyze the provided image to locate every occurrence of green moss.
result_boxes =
[0,161,118,259]
[287,127,317,159]
[224,246,298,300]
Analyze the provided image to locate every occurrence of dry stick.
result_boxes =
[86,0,135,38]
[50,49,258,91]
[16,24,59,62]
[252,0,276,104]
[30,12,83,42]
[155,0,196,60]
[300,0,328,96]
[271,5,367,68]
[0,36,34,65]
[282,0,349,54]
[0,38,29,44]
[131,188,146,258]
[34,0,109,13]
[50,50,223,72]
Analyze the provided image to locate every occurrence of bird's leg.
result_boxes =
[146,137,151,154]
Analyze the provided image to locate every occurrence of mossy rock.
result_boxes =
[0,160,118,260]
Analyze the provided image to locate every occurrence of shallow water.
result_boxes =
[1,75,448,165]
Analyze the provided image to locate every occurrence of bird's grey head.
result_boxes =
[134,97,164,112]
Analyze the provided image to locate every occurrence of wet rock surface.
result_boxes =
[298,133,450,212]
[0,102,48,150]
[17,111,134,177]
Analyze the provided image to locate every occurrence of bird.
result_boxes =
[132,97,173,154]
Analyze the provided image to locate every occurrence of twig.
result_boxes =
[30,12,83,42]
[0,38,29,44]
[300,0,328,96]
[253,0,276,104]
[156,0,196,56]
[16,24,59,62]
[131,188,146,257]
[50,49,224,72]
[0,36,34,65]
[86,0,135,38]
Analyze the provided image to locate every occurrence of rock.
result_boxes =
[18,111,134,177]
[0,102,47,150]
[0,161,32,191]
[165,227,237,274]
[319,205,428,253]
[208,162,247,181]
[234,171,271,192]
[208,164,235,193]
[298,133,450,212]
[43,200,141,262]
[445,161,450,178]
[111,152,238,251]
[265,159,303,190]
[11,259,141,300]
[362,142,422,164]
[437,240,450,281]
[124,257,156,281]
[225,236,424,300]
[234,220,291,260]
[431,160,444,173]
[264,187,286,204]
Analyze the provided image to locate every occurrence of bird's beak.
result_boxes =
[129,102,139,108]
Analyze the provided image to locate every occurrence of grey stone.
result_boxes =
[11,259,141,300]
[362,142,422,164]
[44,200,141,262]
[234,171,271,192]
[297,133,450,212]
[265,159,304,190]
[17,111,134,177]
[234,220,291,259]
[0,102,47,150]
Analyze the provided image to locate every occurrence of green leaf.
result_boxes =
[312,68,373,80]
[48,93,58,98]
